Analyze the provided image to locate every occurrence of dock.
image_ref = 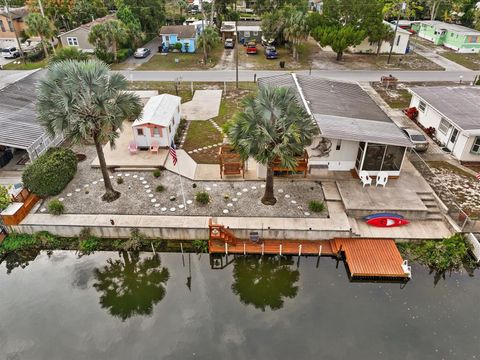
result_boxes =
[209,221,411,281]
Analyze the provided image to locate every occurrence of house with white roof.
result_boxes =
[350,21,411,54]
[132,94,182,149]
[408,86,480,163]
[258,74,413,177]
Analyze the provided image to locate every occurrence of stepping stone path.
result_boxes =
[236,192,242,196]
[92,181,98,185]
[151,199,156,203]
[59,198,64,202]
[223,209,229,214]
[179,204,185,209]
[278,189,284,193]
[285,194,291,198]
[291,200,297,204]
[261,184,266,188]
[227,203,233,207]
[154,204,160,208]
[144,185,150,189]
[170,207,176,212]
[40,208,46,212]
[186,200,193,205]
[232,198,238,202]
[75,189,81,192]
[161,207,167,212]
[67,193,72,197]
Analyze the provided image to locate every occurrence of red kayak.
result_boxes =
[366,216,409,227]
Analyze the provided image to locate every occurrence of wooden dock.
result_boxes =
[208,220,410,281]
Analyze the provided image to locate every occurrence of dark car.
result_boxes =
[134,48,151,58]
[246,42,257,54]
[265,46,278,59]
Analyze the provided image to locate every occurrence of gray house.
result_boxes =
[57,14,115,53]
[237,21,262,44]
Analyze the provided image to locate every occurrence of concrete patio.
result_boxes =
[91,126,168,169]
[182,90,223,120]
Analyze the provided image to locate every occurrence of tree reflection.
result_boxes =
[1,250,40,274]
[93,251,169,321]
[231,256,299,311]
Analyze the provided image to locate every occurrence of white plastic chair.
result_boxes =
[376,171,389,187]
[359,171,372,187]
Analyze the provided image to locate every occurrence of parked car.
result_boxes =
[265,46,278,59]
[402,128,429,152]
[1,47,20,59]
[134,48,151,58]
[224,38,235,49]
[246,42,257,54]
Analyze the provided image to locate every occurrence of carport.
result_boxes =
[0,70,63,163]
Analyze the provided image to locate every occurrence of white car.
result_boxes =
[134,48,151,58]
[1,47,20,59]
[402,128,429,152]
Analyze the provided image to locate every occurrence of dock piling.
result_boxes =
[298,244,302,256]
[279,243,283,256]
[225,242,228,255]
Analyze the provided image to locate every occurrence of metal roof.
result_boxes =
[409,86,480,132]
[258,74,412,147]
[132,94,181,127]
[0,70,46,150]
[415,20,480,36]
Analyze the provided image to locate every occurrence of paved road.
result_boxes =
[118,69,478,83]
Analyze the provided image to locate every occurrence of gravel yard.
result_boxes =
[38,145,327,218]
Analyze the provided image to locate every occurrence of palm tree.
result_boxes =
[231,256,299,311]
[25,12,56,57]
[88,19,128,63]
[283,11,310,61]
[197,26,220,63]
[227,86,319,205]
[94,252,170,321]
[37,60,142,202]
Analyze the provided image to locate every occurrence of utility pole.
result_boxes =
[200,0,207,65]
[3,0,25,63]
[388,1,406,65]
[37,0,45,16]
[235,19,238,89]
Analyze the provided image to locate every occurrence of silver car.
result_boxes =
[402,128,429,152]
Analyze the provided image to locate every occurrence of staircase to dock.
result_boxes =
[417,191,444,221]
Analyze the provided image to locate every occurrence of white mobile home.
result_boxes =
[409,86,480,163]
[350,21,411,54]
[132,94,182,149]
[258,74,413,177]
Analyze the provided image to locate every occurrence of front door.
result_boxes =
[448,128,459,150]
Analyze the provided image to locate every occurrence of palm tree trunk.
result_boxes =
[94,133,120,202]
[376,41,381,56]
[293,44,297,61]
[261,165,276,205]
[40,35,49,57]
[336,51,343,61]
[112,40,118,62]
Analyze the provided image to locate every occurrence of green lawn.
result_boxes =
[3,59,48,70]
[137,45,223,70]
[238,43,314,70]
[440,52,480,70]
[371,83,413,109]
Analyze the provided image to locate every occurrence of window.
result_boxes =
[253,31,258,36]
[438,118,451,135]
[467,36,478,43]
[336,139,342,151]
[153,127,160,136]
[360,143,405,172]
[471,137,480,154]
[418,100,426,112]
[244,31,250,37]
[137,128,144,136]
[67,37,79,46]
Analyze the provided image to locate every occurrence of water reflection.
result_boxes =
[231,255,299,311]
[1,250,40,274]
[93,251,169,321]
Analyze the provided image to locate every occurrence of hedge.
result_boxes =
[22,148,77,197]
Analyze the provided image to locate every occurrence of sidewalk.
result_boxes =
[413,43,470,72]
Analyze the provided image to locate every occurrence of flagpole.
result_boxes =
[179,171,187,210]
[170,139,187,210]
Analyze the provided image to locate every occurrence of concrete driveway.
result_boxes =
[0,57,15,68]
[120,37,163,70]
[182,90,223,120]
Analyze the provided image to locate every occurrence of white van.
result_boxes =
[1,47,20,59]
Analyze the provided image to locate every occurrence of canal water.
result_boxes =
[0,251,479,360]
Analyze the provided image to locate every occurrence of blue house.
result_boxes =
[159,25,197,53]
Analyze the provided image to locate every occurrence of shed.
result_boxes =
[0,70,64,162]
[132,94,182,149]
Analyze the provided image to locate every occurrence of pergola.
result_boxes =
[219,145,244,178]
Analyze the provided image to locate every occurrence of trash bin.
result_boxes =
[158,46,162,53]
[279,61,285,68]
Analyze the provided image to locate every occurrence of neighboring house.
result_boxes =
[57,14,115,53]
[132,94,182,149]
[412,20,480,53]
[0,70,64,161]
[258,74,412,176]
[220,21,236,41]
[409,86,480,163]
[350,21,411,54]
[309,0,323,13]
[237,21,262,44]
[0,6,28,49]
[159,25,197,53]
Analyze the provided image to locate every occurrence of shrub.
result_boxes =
[0,185,11,211]
[22,148,77,197]
[33,231,61,247]
[122,228,144,251]
[153,169,161,178]
[78,228,99,254]
[308,200,325,213]
[116,177,124,184]
[192,239,208,253]
[50,46,89,63]
[195,191,210,205]
[48,199,65,215]
[116,48,133,62]
[94,48,114,64]
[174,42,183,51]
[0,232,38,255]
[156,185,165,192]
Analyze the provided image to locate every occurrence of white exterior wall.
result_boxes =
[410,94,480,162]
[308,138,359,171]
[349,32,410,54]
[132,109,181,148]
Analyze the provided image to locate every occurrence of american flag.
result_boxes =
[169,140,178,166]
